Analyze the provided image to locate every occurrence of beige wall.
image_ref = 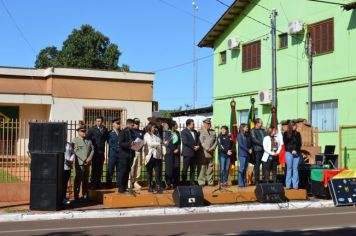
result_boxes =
[19,104,50,120]
[0,76,48,95]
[51,76,153,102]
[0,75,153,102]
[49,97,152,123]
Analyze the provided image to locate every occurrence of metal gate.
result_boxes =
[339,126,356,169]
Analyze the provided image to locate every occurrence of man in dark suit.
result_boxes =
[106,119,120,188]
[117,119,136,193]
[181,119,200,185]
[86,116,109,189]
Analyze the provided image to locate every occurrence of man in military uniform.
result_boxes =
[128,118,143,190]
[197,118,217,186]
[106,119,120,188]
[86,116,109,189]
[72,126,94,201]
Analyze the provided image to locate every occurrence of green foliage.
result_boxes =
[35,24,128,71]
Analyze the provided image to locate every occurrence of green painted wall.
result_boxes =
[211,0,356,155]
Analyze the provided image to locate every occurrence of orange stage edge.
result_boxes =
[89,186,307,208]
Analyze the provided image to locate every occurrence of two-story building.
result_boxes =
[199,0,356,167]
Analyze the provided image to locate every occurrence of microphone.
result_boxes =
[328,159,336,169]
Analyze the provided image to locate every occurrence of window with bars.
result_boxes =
[219,51,227,65]
[312,100,338,132]
[308,18,334,56]
[83,108,124,129]
[242,40,261,72]
[278,33,288,49]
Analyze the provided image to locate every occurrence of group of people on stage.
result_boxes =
[62,115,302,204]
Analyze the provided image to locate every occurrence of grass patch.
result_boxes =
[0,168,21,183]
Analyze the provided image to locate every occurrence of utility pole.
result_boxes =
[271,9,278,108]
[307,32,313,124]
[192,1,198,109]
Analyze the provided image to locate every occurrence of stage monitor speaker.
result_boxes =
[255,183,286,203]
[172,186,204,207]
[30,153,64,211]
[29,122,67,153]
[329,178,356,206]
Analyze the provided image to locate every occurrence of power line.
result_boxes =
[157,0,213,25]
[214,0,306,44]
[0,0,36,54]
[153,30,306,74]
[153,53,216,73]
[307,0,345,6]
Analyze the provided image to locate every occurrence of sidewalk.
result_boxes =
[0,199,334,222]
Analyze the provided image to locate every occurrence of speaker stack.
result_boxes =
[29,122,67,211]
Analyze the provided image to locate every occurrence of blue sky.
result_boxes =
[0,0,234,110]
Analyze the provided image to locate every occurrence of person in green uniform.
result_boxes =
[72,126,94,201]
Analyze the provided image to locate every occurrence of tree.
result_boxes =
[35,24,129,71]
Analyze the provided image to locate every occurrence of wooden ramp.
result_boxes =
[89,186,307,208]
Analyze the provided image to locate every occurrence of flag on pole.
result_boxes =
[247,97,256,130]
[271,107,286,164]
[229,99,238,176]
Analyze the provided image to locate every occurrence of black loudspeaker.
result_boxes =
[329,178,356,206]
[299,164,312,195]
[172,186,204,207]
[29,122,67,153]
[255,183,286,203]
[311,180,330,198]
[30,153,64,211]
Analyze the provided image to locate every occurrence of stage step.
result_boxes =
[89,186,307,208]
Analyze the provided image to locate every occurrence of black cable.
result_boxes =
[158,0,213,25]
[214,0,306,44]
[0,0,36,54]
[307,0,345,6]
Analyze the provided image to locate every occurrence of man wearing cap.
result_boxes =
[86,116,109,189]
[106,119,120,188]
[128,118,143,190]
[72,126,94,200]
[118,119,136,193]
[197,118,217,186]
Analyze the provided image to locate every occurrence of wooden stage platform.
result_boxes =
[89,186,307,208]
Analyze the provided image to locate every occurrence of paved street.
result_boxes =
[0,206,356,235]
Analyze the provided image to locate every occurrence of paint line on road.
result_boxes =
[1,210,356,234]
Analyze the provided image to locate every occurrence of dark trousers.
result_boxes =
[182,156,197,185]
[165,153,180,187]
[147,157,163,188]
[91,151,105,187]
[107,151,120,185]
[63,169,71,199]
[263,156,278,183]
[118,155,133,193]
[74,164,89,198]
[254,151,264,184]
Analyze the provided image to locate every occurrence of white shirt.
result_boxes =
[190,131,196,141]
[64,142,75,170]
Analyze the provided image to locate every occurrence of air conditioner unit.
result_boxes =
[227,37,240,50]
[288,20,304,34]
[258,90,272,104]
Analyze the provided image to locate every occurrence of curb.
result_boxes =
[0,200,334,222]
